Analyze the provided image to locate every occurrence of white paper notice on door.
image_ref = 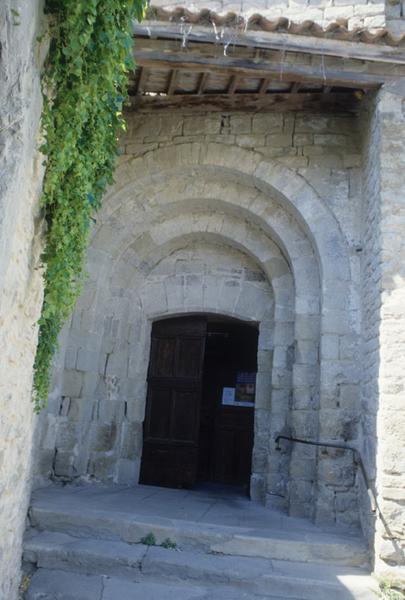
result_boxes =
[222,387,236,406]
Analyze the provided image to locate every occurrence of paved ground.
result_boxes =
[30,482,362,541]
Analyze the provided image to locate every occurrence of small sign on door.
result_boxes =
[221,387,236,406]
[222,373,256,407]
[235,372,256,406]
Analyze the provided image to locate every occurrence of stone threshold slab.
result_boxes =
[29,503,369,566]
[24,531,378,600]
[26,568,304,600]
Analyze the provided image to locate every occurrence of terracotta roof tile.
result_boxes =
[145,6,405,45]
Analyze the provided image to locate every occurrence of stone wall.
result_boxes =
[35,108,363,529]
[375,82,405,578]
[386,0,405,36]
[359,87,382,562]
[0,2,45,599]
[360,85,405,578]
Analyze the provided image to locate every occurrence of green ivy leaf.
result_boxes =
[33,0,148,411]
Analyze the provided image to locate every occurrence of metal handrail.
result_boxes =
[275,434,377,513]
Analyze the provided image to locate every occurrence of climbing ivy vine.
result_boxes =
[33,0,148,412]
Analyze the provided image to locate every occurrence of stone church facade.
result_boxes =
[1,1,405,598]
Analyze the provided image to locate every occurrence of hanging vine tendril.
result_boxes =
[33,0,148,412]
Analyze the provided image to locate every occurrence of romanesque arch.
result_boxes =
[38,143,357,523]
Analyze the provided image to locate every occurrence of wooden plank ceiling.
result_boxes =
[128,30,405,112]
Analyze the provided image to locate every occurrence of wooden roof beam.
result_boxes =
[133,49,386,90]
[130,91,360,113]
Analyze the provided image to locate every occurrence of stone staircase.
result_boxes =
[22,485,380,600]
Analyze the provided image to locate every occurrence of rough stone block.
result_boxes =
[97,399,126,423]
[120,421,143,460]
[229,115,252,134]
[320,335,339,361]
[237,133,267,148]
[252,113,283,133]
[56,421,78,452]
[291,411,317,438]
[90,423,118,453]
[88,454,115,480]
[295,315,320,341]
[54,452,75,478]
[317,455,355,487]
[62,371,83,398]
[183,116,220,136]
[255,372,272,409]
[115,458,140,485]
[295,340,318,365]
[76,349,99,373]
[289,458,316,479]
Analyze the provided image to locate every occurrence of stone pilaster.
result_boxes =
[361,83,405,580]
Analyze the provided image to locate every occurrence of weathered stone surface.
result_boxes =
[0,2,45,598]
[27,484,370,565]
[25,535,376,600]
[27,569,102,600]
[359,84,405,578]
[27,570,304,600]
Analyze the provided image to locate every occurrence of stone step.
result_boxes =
[28,503,369,567]
[26,569,302,600]
[24,531,379,600]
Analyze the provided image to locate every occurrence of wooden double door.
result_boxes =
[140,316,257,490]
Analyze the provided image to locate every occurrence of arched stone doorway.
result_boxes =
[112,239,285,504]
[37,143,359,525]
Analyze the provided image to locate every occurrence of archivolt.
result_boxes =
[99,143,351,284]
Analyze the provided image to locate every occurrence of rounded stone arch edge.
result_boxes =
[105,142,351,282]
[148,309,261,327]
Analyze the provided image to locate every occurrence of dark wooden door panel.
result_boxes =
[150,337,176,377]
[212,422,254,486]
[140,316,207,488]
[171,389,199,441]
[141,444,198,488]
[198,321,258,488]
[147,387,171,439]
[176,337,205,378]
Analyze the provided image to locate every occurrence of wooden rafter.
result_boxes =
[127,26,403,112]
[197,72,209,95]
[227,75,240,94]
[167,69,178,95]
[136,67,148,94]
[258,77,271,94]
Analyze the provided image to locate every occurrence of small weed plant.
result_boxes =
[140,532,177,550]
[160,537,177,550]
[140,532,157,546]
[379,577,405,600]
